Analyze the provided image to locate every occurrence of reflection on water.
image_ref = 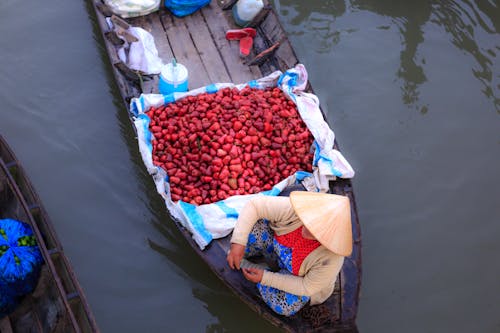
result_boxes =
[430,0,500,112]
[276,0,500,112]
[273,0,349,53]
[148,236,278,333]
[2,0,498,331]
[351,1,432,111]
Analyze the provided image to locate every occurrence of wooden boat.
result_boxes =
[89,1,361,332]
[0,135,99,333]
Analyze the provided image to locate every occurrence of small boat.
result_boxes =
[89,1,361,331]
[0,135,99,333]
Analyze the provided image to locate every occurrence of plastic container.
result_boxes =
[232,0,264,27]
[158,61,189,95]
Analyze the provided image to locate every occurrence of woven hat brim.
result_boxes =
[290,191,352,256]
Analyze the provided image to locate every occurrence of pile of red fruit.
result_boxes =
[146,86,314,205]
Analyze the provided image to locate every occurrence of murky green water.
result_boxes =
[0,0,499,332]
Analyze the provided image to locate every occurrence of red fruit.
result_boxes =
[235,130,246,139]
[229,164,243,173]
[228,178,238,190]
[230,158,241,165]
[149,86,312,204]
[229,146,239,158]
[208,122,220,132]
[217,149,227,157]
[233,121,243,131]
[202,176,213,183]
[247,127,258,136]
[241,136,252,145]
[219,169,230,180]
[212,158,223,167]
[201,153,212,162]
[170,176,181,184]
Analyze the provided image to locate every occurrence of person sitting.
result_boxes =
[226,191,352,316]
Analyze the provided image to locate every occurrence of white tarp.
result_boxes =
[104,0,161,18]
[129,64,355,249]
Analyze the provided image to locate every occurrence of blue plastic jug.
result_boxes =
[158,60,189,95]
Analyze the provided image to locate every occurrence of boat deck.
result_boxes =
[95,0,298,101]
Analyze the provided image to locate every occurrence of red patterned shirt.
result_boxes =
[274,226,321,275]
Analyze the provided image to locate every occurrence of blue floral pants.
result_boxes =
[245,220,310,316]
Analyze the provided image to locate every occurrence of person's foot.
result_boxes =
[226,27,256,40]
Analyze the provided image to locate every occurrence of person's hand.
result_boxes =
[227,243,245,270]
[242,268,263,283]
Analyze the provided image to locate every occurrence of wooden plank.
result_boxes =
[260,11,298,71]
[247,5,271,28]
[219,8,263,79]
[217,0,237,10]
[271,37,297,71]
[140,12,175,65]
[261,11,284,43]
[141,76,159,94]
[159,11,212,90]
[251,32,278,74]
[95,4,140,101]
[201,2,260,84]
[340,255,360,322]
[131,12,174,94]
[184,11,232,84]
[0,317,13,333]
[247,41,280,67]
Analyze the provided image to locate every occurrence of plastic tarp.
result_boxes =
[104,0,161,18]
[164,0,211,17]
[129,64,355,249]
[116,26,163,75]
[0,219,43,317]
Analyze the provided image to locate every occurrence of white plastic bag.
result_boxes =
[117,27,163,75]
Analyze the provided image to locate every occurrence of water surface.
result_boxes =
[0,0,499,332]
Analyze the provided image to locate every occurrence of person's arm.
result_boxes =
[230,196,296,246]
[227,196,296,270]
[261,255,344,296]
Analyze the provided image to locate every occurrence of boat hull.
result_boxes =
[89,1,362,331]
[0,135,99,333]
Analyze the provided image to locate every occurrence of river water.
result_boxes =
[0,0,499,332]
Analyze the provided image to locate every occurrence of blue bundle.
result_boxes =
[164,0,211,17]
[0,219,43,318]
[0,290,17,318]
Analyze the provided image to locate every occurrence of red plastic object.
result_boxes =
[239,36,253,56]
[226,27,257,40]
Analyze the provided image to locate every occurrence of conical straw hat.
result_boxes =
[290,191,352,256]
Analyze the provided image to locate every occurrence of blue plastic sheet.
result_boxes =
[164,0,211,17]
[0,219,43,317]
